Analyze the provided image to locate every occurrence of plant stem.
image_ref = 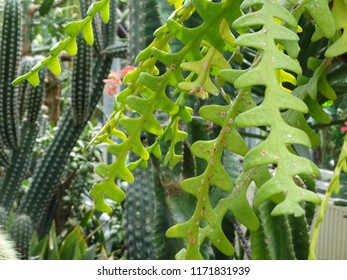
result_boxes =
[309,134,347,259]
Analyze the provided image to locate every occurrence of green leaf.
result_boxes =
[59,226,87,260]
[47,222,59,260]
[306,98,331,124]
[228,185,259,231]
[205,225,234,255]
[65,37,78,56]
[45,56,61,76]
[99,1,110,23]
[27,72,40,86]
[304,0,335,39]
[82,21,94,45]
[64,21,83,37]
[39,0,55,16]
[90,180,126,213]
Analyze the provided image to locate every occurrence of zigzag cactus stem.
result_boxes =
[231,0,322,217]
[12,0,112,86]
[309,134,347,259]
[166,87,257,259]
[0,0,22,149]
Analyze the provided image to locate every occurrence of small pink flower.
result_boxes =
[119,65,136,78]
[103,71,122,96]
[102,66,136,96]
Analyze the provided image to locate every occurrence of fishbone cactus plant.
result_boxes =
[15,0,347,260]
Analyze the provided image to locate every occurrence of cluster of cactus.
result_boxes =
[13,0,347,260]
[0,0,125,259]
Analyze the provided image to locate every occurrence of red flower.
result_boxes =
[341,121,347,133]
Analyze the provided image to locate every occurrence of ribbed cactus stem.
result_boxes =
[11,214,33,259]
[123,153,155,260]
[128,0,161,63]
[71,34,92,125]
[128,0,145,63]
[0,58,45,226]
[252,201,296,260]
[0,0,23,149]
[0,123,39,221]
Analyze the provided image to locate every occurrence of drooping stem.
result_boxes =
[309,134,347,259]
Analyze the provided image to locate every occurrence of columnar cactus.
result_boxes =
[0,0,22,150]
[0,57,45,226]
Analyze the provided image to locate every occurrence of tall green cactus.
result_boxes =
[71,34,92,125]
[0,0,22,150]
[123,153,156,260]
[128,0,160,63]
[0,0,22,168]
[0,57,45,226]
